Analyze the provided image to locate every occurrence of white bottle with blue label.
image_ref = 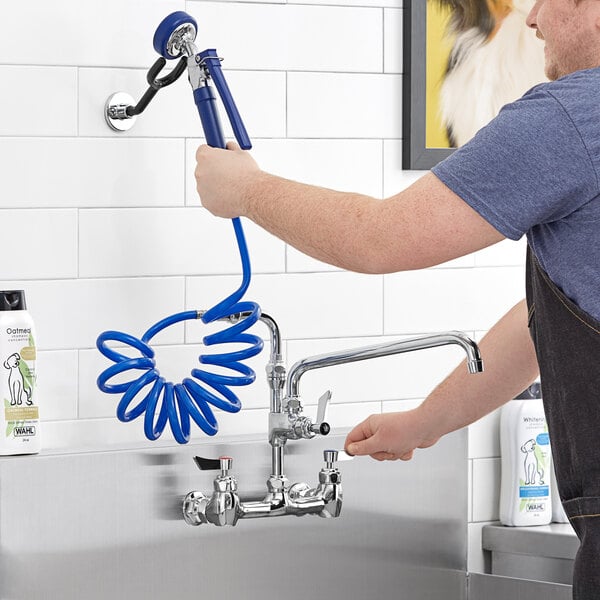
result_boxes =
[499,382,552,526]
[0,290,39,455]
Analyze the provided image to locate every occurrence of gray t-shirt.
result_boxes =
[432,67,600,320]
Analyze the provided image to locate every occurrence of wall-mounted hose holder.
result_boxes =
[97,11,262,443]
[105,55,188,132]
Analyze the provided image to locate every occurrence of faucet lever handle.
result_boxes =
[193,456,221,471]
[193,455,235,475]
[308,390,332,436]
[316,390,332,425]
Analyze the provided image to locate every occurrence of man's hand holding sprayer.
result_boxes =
[196,142,262,219]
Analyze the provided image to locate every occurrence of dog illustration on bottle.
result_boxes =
[521,439,545,485]
[3,353,33,406]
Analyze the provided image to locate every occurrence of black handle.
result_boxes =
[193,456,221,471]
[126,56,188,117]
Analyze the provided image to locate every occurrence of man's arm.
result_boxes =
[344,299,539,461]
[195,142,504,273]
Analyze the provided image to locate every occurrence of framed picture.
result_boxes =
[402,1,546,171]
[402,0,455,170]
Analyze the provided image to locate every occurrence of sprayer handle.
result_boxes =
[199,49,252,150]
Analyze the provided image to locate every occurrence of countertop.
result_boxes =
[482,522,578,560]
[482,522,578,586]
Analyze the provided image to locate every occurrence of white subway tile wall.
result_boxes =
[472,458,502,523]
[1,0,521,571]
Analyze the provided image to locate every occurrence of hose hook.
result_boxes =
[105,55,187,130]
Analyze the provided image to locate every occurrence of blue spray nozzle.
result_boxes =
[153,11,198,59]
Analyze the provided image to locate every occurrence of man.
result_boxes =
[195,1,600,595]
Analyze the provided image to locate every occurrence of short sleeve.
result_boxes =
[431,89,599,240]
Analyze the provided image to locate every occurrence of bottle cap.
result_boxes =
[0,290,27,311]
[514,381,542,400]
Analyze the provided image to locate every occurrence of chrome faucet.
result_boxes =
[183,449,343,526]
[183,314,483,527]
[287,331,484,399]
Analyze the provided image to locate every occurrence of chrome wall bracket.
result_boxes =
[105,92,137,132]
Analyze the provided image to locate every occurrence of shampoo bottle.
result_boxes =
[0,290,39,455]
[499,382,551,526]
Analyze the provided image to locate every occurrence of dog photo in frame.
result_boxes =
[402,0,546,170]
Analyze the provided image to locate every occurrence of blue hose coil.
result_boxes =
[96,218,263,444]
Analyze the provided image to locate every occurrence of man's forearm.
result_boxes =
[416,299,539,440]
[245,171,389,272]
[244,170,504,274]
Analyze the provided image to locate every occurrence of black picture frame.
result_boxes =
[402,0,455,170]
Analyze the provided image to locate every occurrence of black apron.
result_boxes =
[526,245,600,598]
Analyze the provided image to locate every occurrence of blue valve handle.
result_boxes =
[96,12,262,444]
[197,49,252,150]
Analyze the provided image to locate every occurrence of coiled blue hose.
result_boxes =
[96,217,263,444]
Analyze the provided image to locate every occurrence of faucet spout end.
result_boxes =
[468,358,484,374]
